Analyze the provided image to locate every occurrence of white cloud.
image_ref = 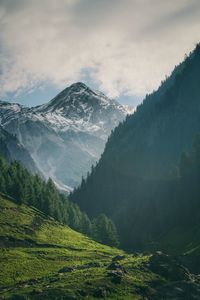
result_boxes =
[0,0,200,101]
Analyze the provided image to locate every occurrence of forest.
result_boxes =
[0,156,119,247]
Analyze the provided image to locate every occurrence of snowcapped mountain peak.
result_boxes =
[31,83,127,138]
[33,82,129,124]
[56,82,91,101]
[34,82,93,114]
[0,82,129,191]
[37,82,112,113]
[68,82,89,91]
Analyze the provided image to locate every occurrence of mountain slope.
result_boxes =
[0,126,39,174]
[0,83,129,191]
[0,155,120,247]
[71,44,200,251]
[1,194,200,300]
[34,82,127,138]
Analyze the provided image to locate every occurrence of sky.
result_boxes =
[0,0,200,107]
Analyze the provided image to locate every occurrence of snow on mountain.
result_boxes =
[0,125,39,174]
[0,82,131,191]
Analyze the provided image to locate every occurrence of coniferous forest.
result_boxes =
[0,156,119,247]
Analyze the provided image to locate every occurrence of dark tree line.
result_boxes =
[71,133,200,251]
[0,156,119,247]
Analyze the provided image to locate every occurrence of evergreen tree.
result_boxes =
[93,214,119,247]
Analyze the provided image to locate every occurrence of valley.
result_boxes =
[1,29,200,300]
[71,44,200,253]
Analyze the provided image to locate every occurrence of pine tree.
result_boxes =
[93,214,119,247]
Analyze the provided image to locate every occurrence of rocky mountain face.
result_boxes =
[71,44,200,251]
[0,126,39,173]
[0,82,129,191]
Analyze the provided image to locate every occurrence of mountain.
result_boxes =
[0,82,130,191]
[1,194,200,299]
[70,44,200,251]
[0,126,39,174]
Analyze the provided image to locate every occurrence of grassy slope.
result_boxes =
[0,195,161,300]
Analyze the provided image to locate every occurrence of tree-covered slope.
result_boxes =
[0,156,119,247]
[1,195,200,300]
[71,44,200,251]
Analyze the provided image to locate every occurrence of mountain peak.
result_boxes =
[60,82,91,97]
[69,82,88,90]
[37,82,111,114]
[0,83,128,191]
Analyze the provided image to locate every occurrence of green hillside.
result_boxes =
[0,155,119,248]
[0,194,152,299]
[2,194,200,299]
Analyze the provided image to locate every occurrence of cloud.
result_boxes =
[0,0,200,102]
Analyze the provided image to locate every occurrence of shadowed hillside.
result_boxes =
[71,44,200,252]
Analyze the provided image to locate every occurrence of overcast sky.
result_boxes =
[0,0,200,107]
